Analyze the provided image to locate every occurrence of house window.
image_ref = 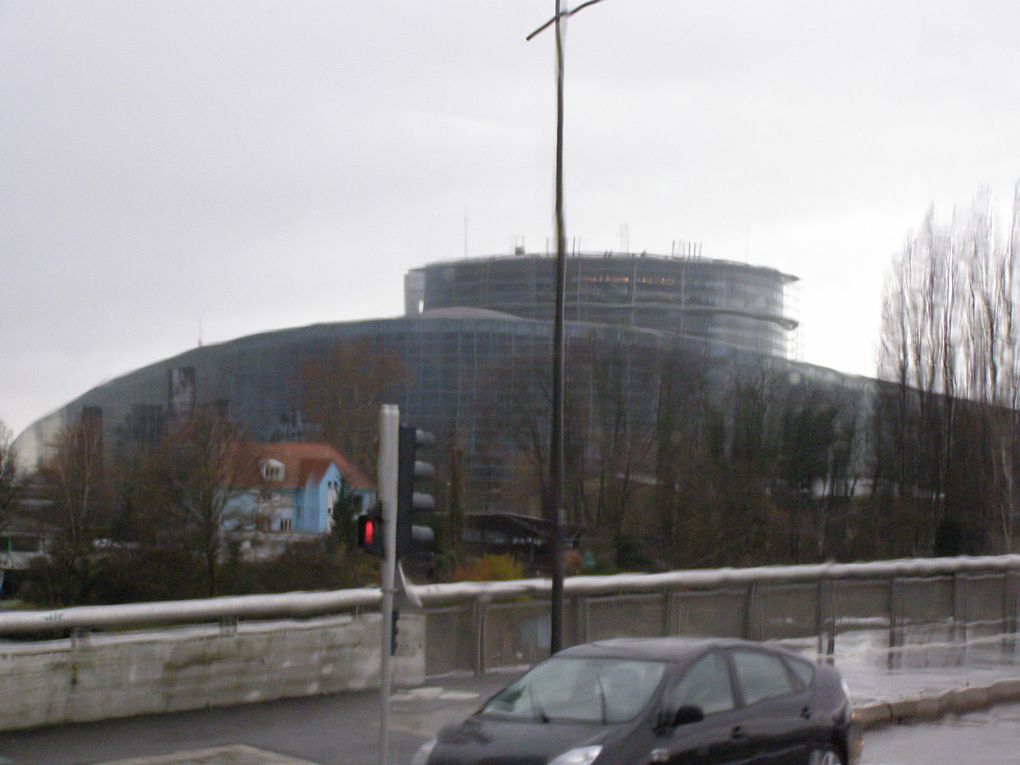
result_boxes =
[279,518,292,532]
[260,459,285,482]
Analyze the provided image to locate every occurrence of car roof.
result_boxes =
[556,637,801,664]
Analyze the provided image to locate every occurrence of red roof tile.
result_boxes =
[251,442,375,491]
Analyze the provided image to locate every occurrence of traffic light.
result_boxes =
[396,424,436,559]
[356,508,385,557]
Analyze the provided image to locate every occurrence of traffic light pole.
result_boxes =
[377,404,400,765]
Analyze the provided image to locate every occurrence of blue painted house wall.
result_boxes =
[226,471,375,535]
[295,463,341,534]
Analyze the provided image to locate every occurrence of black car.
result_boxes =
[412,637,862,765]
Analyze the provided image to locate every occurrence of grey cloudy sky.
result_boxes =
[2,0,1019,437]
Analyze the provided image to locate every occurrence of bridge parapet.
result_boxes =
[1,555,1018,731]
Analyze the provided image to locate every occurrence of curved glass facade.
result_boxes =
[15,306,871,515]
[416,253,797,357]
[16,315,751,507]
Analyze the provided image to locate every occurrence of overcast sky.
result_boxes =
[2,0,1019,438]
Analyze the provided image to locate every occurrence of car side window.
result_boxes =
[731,650,795,705]
[786,656,814,689]
[665,652,735,715]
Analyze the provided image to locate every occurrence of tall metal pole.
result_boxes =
[528,0,607,657]
[377,405,400,765]
[548,0,567,656]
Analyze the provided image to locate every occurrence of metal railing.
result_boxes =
[3,555,1018,678]
[417,556,1020,675]
[0,588,380,635]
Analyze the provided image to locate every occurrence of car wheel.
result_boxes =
[808,746,843,765]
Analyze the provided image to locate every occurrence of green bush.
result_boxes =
[454,553,525,582]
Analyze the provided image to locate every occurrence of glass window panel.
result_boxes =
[666,652,735,715]
[731,650,795,705]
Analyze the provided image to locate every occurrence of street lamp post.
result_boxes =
[527,0,607,656]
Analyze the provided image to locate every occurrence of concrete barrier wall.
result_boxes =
[0,613,424,732]
[2,556,1018,732]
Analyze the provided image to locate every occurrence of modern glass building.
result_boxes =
[407,252,798,358]
[15,314,667,503]
[15,253,842,510]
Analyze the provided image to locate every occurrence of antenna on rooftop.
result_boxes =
[198,317,203,348]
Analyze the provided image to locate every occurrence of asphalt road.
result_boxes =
[4,672,1020,765]
[0,672,513,765]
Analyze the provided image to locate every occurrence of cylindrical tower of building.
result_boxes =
[411,252,798,357]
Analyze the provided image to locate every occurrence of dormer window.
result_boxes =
[260,458,285,482]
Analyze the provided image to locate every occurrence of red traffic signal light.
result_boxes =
[357,512,385,556]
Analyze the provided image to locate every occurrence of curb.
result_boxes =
[854,677,1020,730]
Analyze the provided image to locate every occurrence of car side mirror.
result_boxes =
[671,705,704,727]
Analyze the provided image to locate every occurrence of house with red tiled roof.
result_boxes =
[227,442,375,535]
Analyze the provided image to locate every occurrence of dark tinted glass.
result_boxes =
[731,650,795,705]
[666,652,735,715]
[786,656,815,689]
[481,657,666,724]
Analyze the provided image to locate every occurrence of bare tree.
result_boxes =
[36,416,109,605]
[587,337,655,549]
[876,183,1020,554]
[652,345,719,567]
[0,420,20,534]
[480,349,551,516]
[300,340,409,479]
[956,187,1020,551]
[143,410,258,596]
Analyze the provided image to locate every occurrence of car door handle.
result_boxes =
[731,725,746,740]
[800,706,812,719]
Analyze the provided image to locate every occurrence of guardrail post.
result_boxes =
[887,577,899,670]
[816,578,835,661]
[999,571,1012,635]
[575,595,589,644]
[219,616,239,637]
[666,588,681,636]
[745,582,761,641]
[815,580,823,658]
[1008,569,1019,636]
[472,595,487,676]
[1001,570,1017,660]
[71,626,90,649]
[952,572,967,646]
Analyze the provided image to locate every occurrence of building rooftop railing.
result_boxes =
[417,251,798,283]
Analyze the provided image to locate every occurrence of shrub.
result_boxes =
[454,553,525,582]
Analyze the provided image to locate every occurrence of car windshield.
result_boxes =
[480,657,667,724]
